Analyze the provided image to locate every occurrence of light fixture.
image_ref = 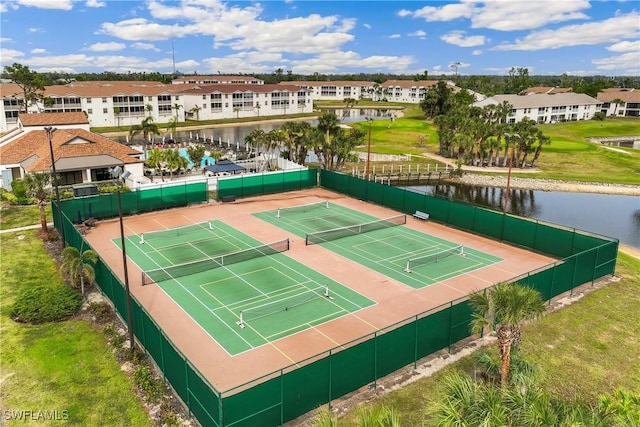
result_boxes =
[110,165,135,354]
[44,126,65,246]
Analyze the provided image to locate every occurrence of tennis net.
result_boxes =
[139,221,213,244]
[236,285,331,328]
[276,200,328,218]
[305,214,406,245]
[141,238,290,285]
[404,245,464,272]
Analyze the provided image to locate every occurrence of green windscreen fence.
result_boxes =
[53,171,618,427]
[217,169,317,200]
[54,181,207,226]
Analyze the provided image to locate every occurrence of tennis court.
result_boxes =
[113,220,375,355]
[253,201,503,289]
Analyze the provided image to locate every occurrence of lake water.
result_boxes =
[407,184,640,249]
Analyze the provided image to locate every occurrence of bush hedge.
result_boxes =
[11,284,82,323]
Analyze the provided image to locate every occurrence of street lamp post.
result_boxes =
[44,126,65,246]
[365,117,374,178]
[110,166,134,354]
[503,133,520,214]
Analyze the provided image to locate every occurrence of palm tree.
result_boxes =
[145,103,153,117]
[22,172,52,237]
[60,247,97,296]
[233,107,240,118]
[146,147,165,181]
[172,103,182,120]
[610,98,624,117]
[113,106,121,127]
[186,144,205,170]
[129,116,160,157]
[468,282,546,388]
[165,117,178,141]
[255,102,261,117]
[163,149,187,179]
[189,105,201,121]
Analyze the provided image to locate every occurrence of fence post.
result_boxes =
[414,314,419,369]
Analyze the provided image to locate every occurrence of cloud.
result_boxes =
[28,28,40,33]
[0,2,19,13]
[592,51,640,75]
[131,42,161,52]
[86,0,105,7]
[441,31,485,47]
[494,12,640,50]
[399,0,590,31]
[472,49,482,55]
[15,0,74,10]
[0,48,25,67]
[389,34,401,39]
[31,48,46,54]
[363,23,371,29]
[86,42,127,52]
[408,30,426,38]
[607,40,640,52]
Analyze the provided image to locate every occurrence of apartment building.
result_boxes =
[473,93,602,124]
[597,88,640,117]
[380,80,456,103]
[282,81,373,102]
[171,75,264,85]
[0,78,309,133]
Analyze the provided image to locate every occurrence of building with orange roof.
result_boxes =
[0,112,143,190]
[596,88,640,117]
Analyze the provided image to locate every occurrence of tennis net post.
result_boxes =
[236,285,331,328]
[404,245,465,273]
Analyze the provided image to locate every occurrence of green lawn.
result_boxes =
[0,231,152,426]
[333,252,640,426]
[0,203,53,230]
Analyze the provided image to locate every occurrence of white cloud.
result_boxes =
[0,48,25,68]
[494,12,640,50]
[86,0,105,7]
[0,2,19,13]
[408,30,426,38]
[592,51,640,75]
[16,0,74,10]
[31,48,46,54]
[472,49,482,55]
[1,37,12,43]
[131,42,161,52]
[86,42,127,52]
[441,31,485,47]
[28,28,40,33]
[389,34,401,39]
[400,0,591,31]
[607,40,640,52]
[363,23,371,29]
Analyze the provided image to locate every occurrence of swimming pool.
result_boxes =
[178,148,216,169]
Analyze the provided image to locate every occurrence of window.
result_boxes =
[203,95,207,99]
[102,97,107,103]
[87,109,93,114]
[103,108,108,113]
[148,96,153,101]
[211,102,222,111]
[86,98,92,103]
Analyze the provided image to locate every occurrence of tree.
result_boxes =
[233,107,240,118]
[504,67,533,94]
[172,103,182,120]
[113,106,121,127]
[610,98,624,117]
[60,247,97,296]
[468,282,546,388]
[165,117,178,140]
[22,173,52,237]
[3,63,46,112]
[255,102,261,117]
[145,103,153,117]
[190,105,201,121]
[146,148,166,181]
[186,144,205,170]
[164,149,187,179]
[129,116,160,156]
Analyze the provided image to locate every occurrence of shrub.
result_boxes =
[1,191,19,205]
[133,365,165,403]
[593,112,606,121]
[11,284,82,323]
[10,179,29,204]
[88,301,113,323]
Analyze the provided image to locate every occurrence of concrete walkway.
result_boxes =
[0,223,53,234]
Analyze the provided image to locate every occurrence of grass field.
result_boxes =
[333,252,640,426]
[0,231,151,426]
[0,203,53,230]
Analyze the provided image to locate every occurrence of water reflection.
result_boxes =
[408,183,639,248]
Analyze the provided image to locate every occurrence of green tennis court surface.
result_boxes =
[253,201,503,289]
[114,220,375,355]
